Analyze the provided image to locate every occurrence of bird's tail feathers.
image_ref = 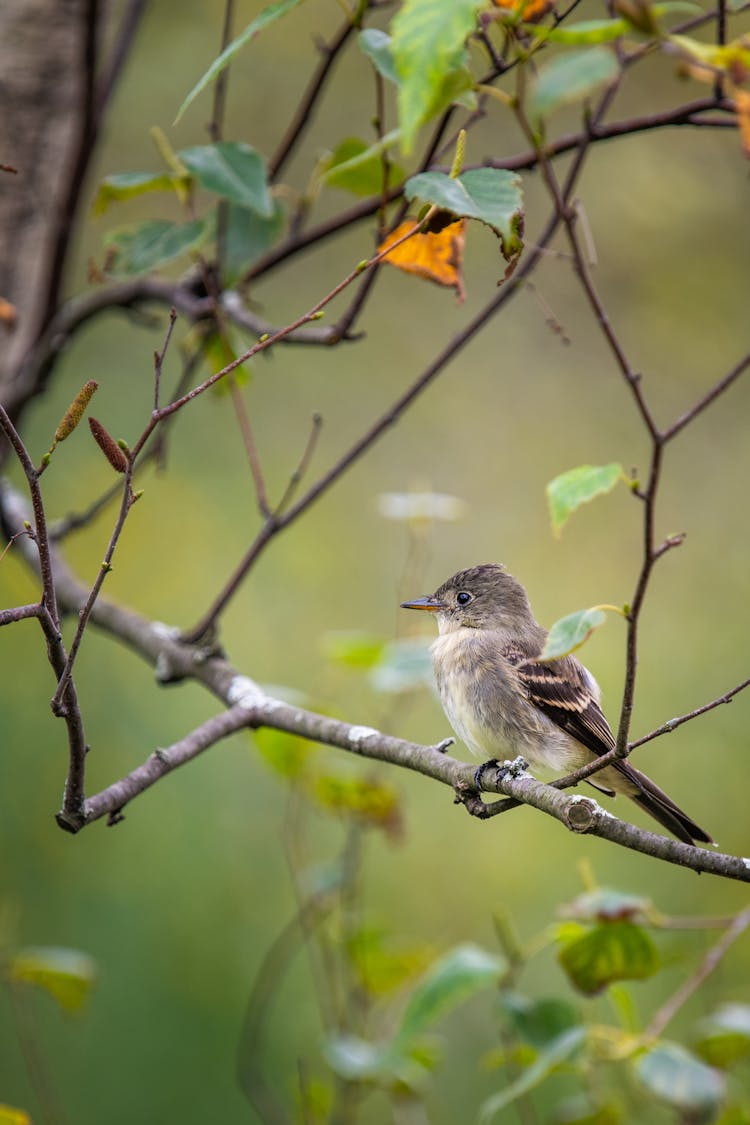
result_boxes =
[620,763,713,846]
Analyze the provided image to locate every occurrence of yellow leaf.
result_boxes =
[379,219,466,301]
[0,1107,31,1125]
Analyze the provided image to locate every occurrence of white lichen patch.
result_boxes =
[152,621,181,641]
[569,794,614,818]
[227,675,266,709]
[348,725,379,745]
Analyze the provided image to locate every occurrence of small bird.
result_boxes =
[401,563,712,846]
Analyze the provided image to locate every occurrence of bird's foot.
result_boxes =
[474,756,529,789]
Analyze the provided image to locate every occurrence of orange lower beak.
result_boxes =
[400,595,445,612]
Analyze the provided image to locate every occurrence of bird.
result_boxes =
[400,563,712,846]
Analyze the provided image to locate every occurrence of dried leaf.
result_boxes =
[0,297,17,329]
[736,89,750,158]
[494,0,556,22]
[379,219,466,300]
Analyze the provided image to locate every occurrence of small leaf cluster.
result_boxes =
[94,0,749,302]
[298,881,750,1123]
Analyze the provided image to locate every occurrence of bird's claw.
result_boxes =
[474,756,529,789]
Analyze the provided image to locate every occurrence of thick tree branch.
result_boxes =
[3,481,745,882]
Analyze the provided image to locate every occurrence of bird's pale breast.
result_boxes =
[430,627,587,773]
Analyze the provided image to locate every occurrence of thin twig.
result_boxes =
[275,413,323,515]
[209,0,235,271]
[646,906,750,1040]
[96,0,147,115]
[153,307,177,411]
[50,469,137,715]
[0,603,44,627]
[38,0,101,334]
[629,678,750,750]
[662,349,750,442]
[229,377,271,517]
[269,3,368,180]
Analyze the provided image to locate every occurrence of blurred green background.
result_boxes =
[2,0,749,1121]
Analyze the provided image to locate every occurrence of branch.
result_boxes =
[662,349,750,442]
[646,905,750,1040]
[268,3,367,180]
[629,677,750,750]
[9,278,338,426]
[3,481,746,881]
[74,693,750,884]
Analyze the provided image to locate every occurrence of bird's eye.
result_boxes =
[456,591,472,606]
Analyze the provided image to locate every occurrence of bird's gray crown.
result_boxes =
[433,563,536,631]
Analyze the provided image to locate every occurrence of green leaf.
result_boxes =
[311,774,402,835]
[321,128,401,187]
[633,1042,726,1114]
[93,171,186,215]
[321,630,387,669]
[103,218,208,276]
[359,28,399,85]
[479,1028,586,1122]
[547,462,625,535]
[253,726,315,779]
[8,946,97,1014]
[324,137,404,197]
[695,1005,750,1069]
[550,1094,622,1125]
[558,920,659,996]
[325,1034,387,1080]
[527,48,620,125]
[175,0,305,122]
[501,992,581,1047]
[348,926,434,997]
[391,0,483,153]
[563,887,651,923]
[223,199,284,284]
[528,19,630,45]
[390,944,506,1053]
[179,143,272,215]
[541,607,607,660]
[405,168,524,257]
[370,638,434,694]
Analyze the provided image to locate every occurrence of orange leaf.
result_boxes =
[736,89,750,158]
[379,219,466,301]
[493,0,556,22]
[0,297,17,329]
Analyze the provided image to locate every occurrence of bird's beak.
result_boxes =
[400,595,446,613]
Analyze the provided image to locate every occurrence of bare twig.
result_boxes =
[0,603,44,627]
[274,413,323,515]
[96,0,148,115]
[662,349,750,442]
[629,678,750,750]
[39,0,101,333]
[269,2,368,180]
[646,906,750,1040]
[153,307,177,411]
[50,469,137,714]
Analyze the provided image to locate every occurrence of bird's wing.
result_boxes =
[508,649,617,760]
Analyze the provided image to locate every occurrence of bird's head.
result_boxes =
[400,563,534,633]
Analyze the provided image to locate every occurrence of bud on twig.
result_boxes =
[88,417,129,474]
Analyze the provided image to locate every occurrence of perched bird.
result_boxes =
[401,563,712,846]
